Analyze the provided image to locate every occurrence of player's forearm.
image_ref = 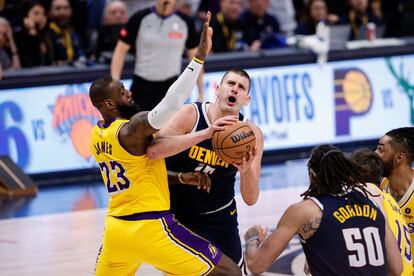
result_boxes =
[240,168,260,205]
[147,129,210,160]
[196,69,204,101]
[147,58,203,129]
[244,240,264,276]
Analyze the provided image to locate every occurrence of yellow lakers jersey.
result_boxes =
[379,188,413,274]
[91,119,170,216]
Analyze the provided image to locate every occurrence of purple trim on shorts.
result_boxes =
[114,210,170,221]
[162,214,222,268]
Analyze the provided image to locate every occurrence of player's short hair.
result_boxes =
[385,127,414,164]
[302,144,370,199]
[220,68,251,93]
[89,75,114,107]
[351,148,384,186]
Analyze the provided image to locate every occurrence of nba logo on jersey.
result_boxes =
[208,244,218,259]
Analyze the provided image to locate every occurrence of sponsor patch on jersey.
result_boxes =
[120,28,128,37]
[168,32,184,39]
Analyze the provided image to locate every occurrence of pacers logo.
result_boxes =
[334,68,373,136]
[52,84,101,160]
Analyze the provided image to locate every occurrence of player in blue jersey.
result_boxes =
[147,68,264,267]
[243,145,402,276]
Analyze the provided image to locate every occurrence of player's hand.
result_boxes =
[233,146,257,172]
[204,115,238,138]
[244,225,268,243]
[195,11,213,61]
[181,172,211,193]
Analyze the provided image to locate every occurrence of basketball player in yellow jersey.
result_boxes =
[89,12,241,276]
[375,127,414,271]
[352,148,413,275]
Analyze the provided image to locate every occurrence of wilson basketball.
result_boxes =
[212,121,256,164]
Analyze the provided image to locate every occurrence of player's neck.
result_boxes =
[388,166,414,196]
[207,102,238,123]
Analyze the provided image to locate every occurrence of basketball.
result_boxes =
[212,121,256,164]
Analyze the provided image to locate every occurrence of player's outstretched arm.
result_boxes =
[146,11,213,130]
[244,202,305,275]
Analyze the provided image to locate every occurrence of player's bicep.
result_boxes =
[124,111,157,139]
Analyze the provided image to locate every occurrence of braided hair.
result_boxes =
[385,127,414,165]
[302,145,370,199]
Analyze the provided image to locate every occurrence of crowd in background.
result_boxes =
[0,0,413,73]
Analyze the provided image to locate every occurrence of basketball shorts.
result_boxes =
[95,211,222,276]
[174,199,243,266]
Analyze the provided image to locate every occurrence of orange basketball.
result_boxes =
[212,121,256,164]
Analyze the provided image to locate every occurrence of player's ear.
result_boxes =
[395,152,406,165]
[103,99,116,110]
[243,95,251,106]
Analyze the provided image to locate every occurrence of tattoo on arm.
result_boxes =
[301,216,322,237]
[128,111,157,135]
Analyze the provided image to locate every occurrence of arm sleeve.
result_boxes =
[147,59,203,129]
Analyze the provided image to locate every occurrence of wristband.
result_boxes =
[193,57,204,64]
[245,235,260,244]
[178,172,185,184]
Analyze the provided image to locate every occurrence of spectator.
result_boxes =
[96,0,128,60]
[210,0,259,53]
[0,17,20,70]
[268,0,296,34]
[15,0,52,67]
[177,0,193,16]
[295,0,336,35]
[111,0,204,110]
[0,0,26,29]
[46,0,86,65]
[339,0,383,40]
[241,0,284,49]
[198,0,220,19]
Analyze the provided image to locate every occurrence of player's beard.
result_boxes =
[117,103,141,119]
[382,157,395,177]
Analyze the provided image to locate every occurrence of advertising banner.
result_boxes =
[0,56,413,174]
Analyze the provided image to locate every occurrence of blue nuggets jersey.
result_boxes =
[166,102,245,215]
[302,191,387,276]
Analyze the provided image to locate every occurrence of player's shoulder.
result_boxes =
[246,120,263,140]
[287,199,320,216]
[178,103,198,117]
[121,111,153,136]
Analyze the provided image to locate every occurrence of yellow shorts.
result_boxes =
[95,211,222,276]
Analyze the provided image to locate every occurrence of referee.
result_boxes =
[111,0,203,110]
